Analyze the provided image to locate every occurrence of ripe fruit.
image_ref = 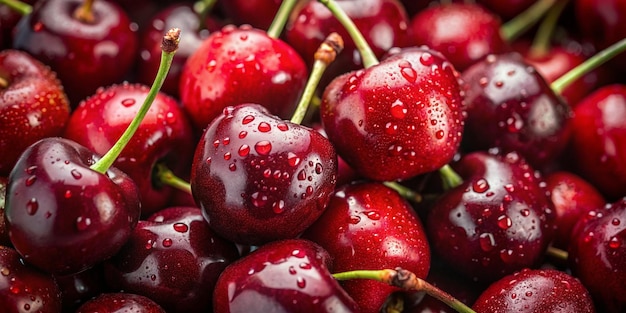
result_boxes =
[76,293,166,313]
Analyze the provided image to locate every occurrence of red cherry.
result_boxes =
[575,0,626,70]
[218,0,282,30]
[76,293,166,313]
[54,265,106,312]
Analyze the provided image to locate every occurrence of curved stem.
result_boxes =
[266,0,298,38]
[154,163,192,195]
[439,164,463,190]
[318,0,379,68]
[551,38,626,94]
[500,0,557,42]
[383,181,423,203]
[291,33,344,124]
[0,0,32,15]
[90,28,180,174]
[529,0,569,58]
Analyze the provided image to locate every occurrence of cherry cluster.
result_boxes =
[0,0,625,312]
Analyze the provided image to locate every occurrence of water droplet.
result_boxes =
[71,169,82,179]
[162,238,173,247]
[419,52,434,66]
[251,192,267,208]
[206,59,217,72]
[289,266,297,275]
[520,208,530,217]
[277,123,289,131]
[150,275,157,281]
[296,277,306,288]
[258,122,271,132]
[121,98,136,107]
[504,184,515,192]
[238,145,250,157]
[222,137,230,145]
[33,21,43,32]
[612,218,621,226]
[472,179,490,193]
[292,249,306,258]
[479,77,489,87]
[76,216,91,231]
[64,190,72,199]
[272,200,285,214]
[206,157,212,165]
[349,215,361,224]
[385,122,398,135]
[213,139,220,148]
[26,166,37,175]
[497,215,512,229]
[315,163,323,174]
[255,141,272,155]
[500,249,514,263]
[495,81,504,88]
[390,100,407,119]
[239,131,248,139]
[306,186,313,196]
[366,211,381,220]
[25,176,36,186]
[173,223,188,233]
[242,115,255,124]
[435,130,445,139]
[609,237,621,249]
[479,233,496,251]
[399,60,417,82]
[145,240,154,250]
[9,285,19,294]
[223,152,231,160]
[287,152,301,167]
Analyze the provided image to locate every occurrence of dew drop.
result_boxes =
[258,122,271,132]
[608,237,621,249]
[419,52,434,66]
[254,141,272,155]
[76,216,91,231]
[472,179,489,193]
[238,131,248,139]
[479,233,496,251]
[435,130,445,139]
[297,170,307,181]
[272,200,285,214]
[390,100,407,119]
[26,198,38,215]
[288,266,297,275]
[71,169,82,179]
[237,144,250,157]
[150,274,157,281]
[25,176,36,186]
[229,163,237,171]
[26,166,37,175]
[242,115,255,125]
[287,152,301,167]
[277,123,289,131]
[612,218,621,226]
[173,223,188,233]
[213,139,220,148]
[500,249,514,263]
[64,190,72,199]
[520,208,530,217]
[145,240,154,250]
[223,152,231,160]
[222,137,230,145]
[399,62,417,82]
[121,98,136,107]
[479,77,489,87]
[251,192,268,208]
[366,211,381,220]
[349,215,361,224]
[497,215,512,229]
[296,277,306,288]
[315,163,323,174]
[495,81,504,88]
[206,59,217,72]
[504,184,515,192]
[162,238,173,247]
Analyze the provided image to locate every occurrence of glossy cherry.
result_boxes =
[472,268,595,312]
[213,239,359,313]
[302,182,431,313]
[0,245,62,312]
[12,0,139,105]
[0,49,70,176]
[104,206,240,313]
[427,151,555,283]
[218,0,282,30]
[191,104,337,245]
[76,292,166,313]
[575,0,626,69]
[63,83,195,216]
[54,264,107,312]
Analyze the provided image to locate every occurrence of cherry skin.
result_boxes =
[104,206,240,313]
[568,84,626,200]
[302,182,431,313]
[409,3,509,71]
[76,293,166,313]
[544,171,606,250]
[212,239,360,313]
[12,0,139,105]
[54,265,106,312]
[569,198,626,313]
[460,52,572,169]
[5,137,141,275]
[472,268,595,312]
[427,151,555,283]
[218,0,282,30]
[191,104,337,245]
[575,0,626,70]
[0,49,70,176]
[179,24,307,134]
[0,245,62,312]
[136,3,222,98]
[63,83,195,216]
[321,46,464,181]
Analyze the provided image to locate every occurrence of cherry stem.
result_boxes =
[74,0,95,23]
[383,181,423,203]
[529,0,569,58]
[333,268,477,313]
[546,245,569,263]
[291,33,344,124]
[154,163,192,195]
[501,0,557,42]
[551,38,626,95]
[266,0,298,38]
[318,0,379,68]
[193,0,218,25]
[439,164,463,190]
[0,0,32,15]
[0,76,8,89]
[90,28,180,174]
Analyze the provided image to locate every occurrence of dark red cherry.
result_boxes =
[0,49,70,176]
[54,264,106,312]
[569,84,626,200]
[190,104,337,245]
[179,24,307,133]
[218,0,282,30]
[545,171,606,250]
[460,52,572,168]
[5,137,141,275]
[12,0,139,104]
[575,0,626,70]
[409,3,509,71]
[76,293,166,313]
[569,198,626,313]
[427,151,555,283]
[64,83,195,216]
[321,46,464,181]
[213,239,359,313]
[104,206,240,313]
[0,245,62,312]
[302,182,430,313]
[472,268,595,312]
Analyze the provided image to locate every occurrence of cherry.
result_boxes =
[218,0,282,30]
[63,83,195,216]
[12,0,139,105]
[568,84,626,200]
[575,0,626,70]
[179,0,307,133]
[0,0,35,48]
[544,171,606,250]
[104,206,240,313]
[302,181,431,313]
[54,265,106,312]
[569,198,626,312]
[471,268,595,312]
[76,292,166,313]
[0,245,62,312]
[0,49,70,176]
[427,151,555,284]
[212,239,360,312]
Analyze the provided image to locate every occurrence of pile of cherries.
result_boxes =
[0,0,625,312]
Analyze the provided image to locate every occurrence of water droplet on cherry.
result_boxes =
[254,141,272,155]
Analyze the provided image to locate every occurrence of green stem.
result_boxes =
[333,268,476,313]
[193,0,217,27]
[500,0,557,42]
[546,245,569,263]
[383,181,423,203]
[291,33,344,124]
[439,164,463,190]
[551,38,626,94]
[90,28,180,174]
[154,163,192,195]
[318,0,379,68]
[266,0,298,38]
[529,0,570,58]
[0,0,32,15]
